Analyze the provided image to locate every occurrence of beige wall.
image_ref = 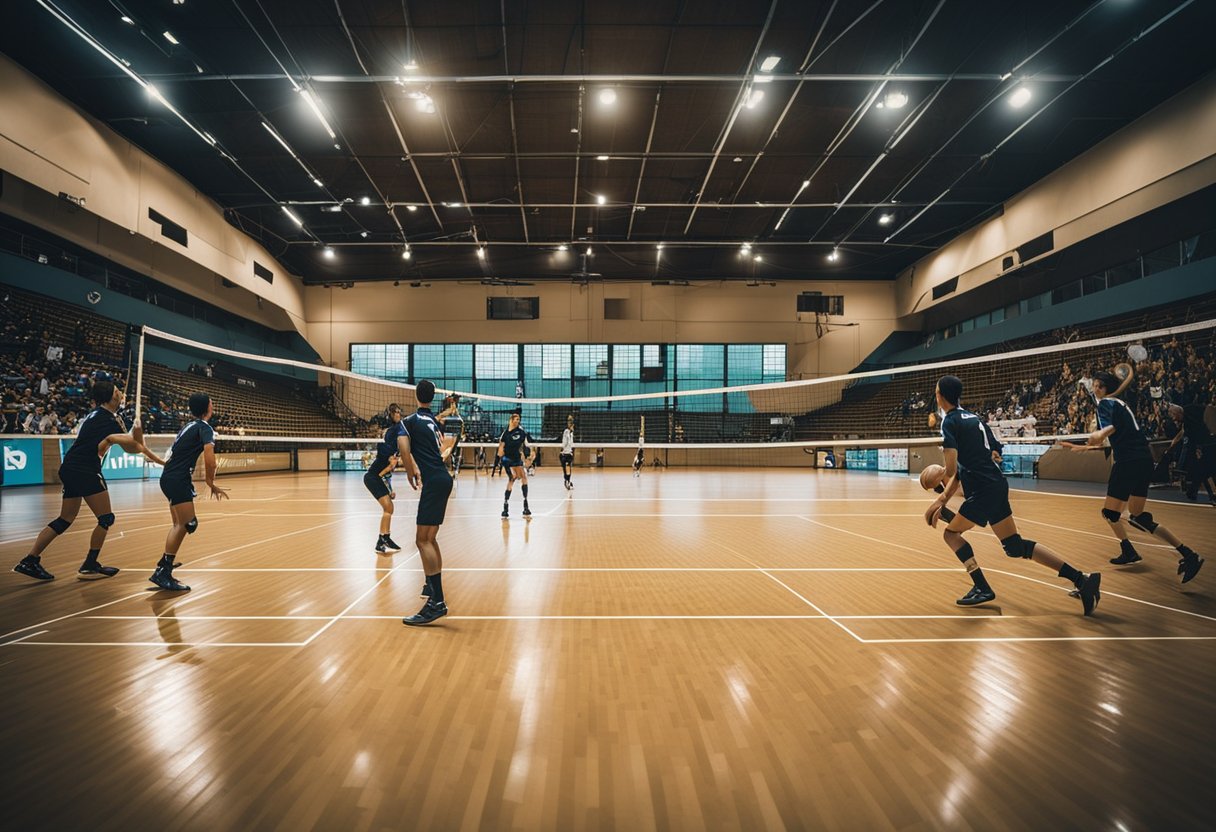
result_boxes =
[0,53,307,335]
[895,71,1216,319]
[304,280,898,379]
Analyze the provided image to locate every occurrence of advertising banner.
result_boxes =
[2,438,45,487]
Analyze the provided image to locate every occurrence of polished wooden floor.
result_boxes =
[2,467,1214,831]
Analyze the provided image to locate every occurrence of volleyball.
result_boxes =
[919,464,946,491]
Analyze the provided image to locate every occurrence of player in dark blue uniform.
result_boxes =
[149,393,230,592]
[925,375,1101,613]
[399,380,456,625]
[12,375,164,582]
[1067,372,1203,582]
[365,404,405,555]
[497,412,533,518]
[1167,402,1216,505]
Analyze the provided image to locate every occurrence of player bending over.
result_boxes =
[560,416,575,490]
[399,380,456,626]
[498,412,533,517]
[149,393,230,592]
[925,375,1101,614]
[1066,372,1203,582]
[12,374,164,582]
[365,403,405,555]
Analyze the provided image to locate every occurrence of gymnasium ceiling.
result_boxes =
[3,0,1214,284]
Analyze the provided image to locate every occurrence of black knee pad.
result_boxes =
[1000,534,1036,559]
[96,513,116,529]
[185,517,199,535]
[938,506,956,523]
[1128,512,1158,534]
[1101,508,1121,523]
[952,541,975,566]
[48,517,72,535]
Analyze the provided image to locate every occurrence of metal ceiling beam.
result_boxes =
[143,72,1087,84]
[287,239,935,248]
[682,0,779,235]
[254,199,991,210]
[502,0,529,243]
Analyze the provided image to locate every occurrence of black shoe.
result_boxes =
[1077,572,1101,616]
[956,586,996,606]
[522,505,532,517]
[1179,553,1204,584]
[78,562,119,578]
[382,536,402,553]
[403,601,448,626]
[13,557,54,581]
[149,567,190,592]
[501,508,509,518]
[1110,549,1142,565]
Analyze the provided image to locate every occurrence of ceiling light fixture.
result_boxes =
[402,246,412,260]
[657,243,665,251]
[281,206,303,227]
[598,88,617,106]
[883,90,908,109]
[323,205,342,213]
[596,155,609,161]
[415,94,436,114]
[360,196,371,206]
[744,89,765,109]
[298,88,336,139]
[557,244,568,251]
[120,15,133,24]
[878,213,893,226]
[360,231,368,238]
[754,255,763,262]
[476,246,486,259]
[586,247,593,256]
[595,194,606,206]
[759,56,781,72]
[403,59,419,72]
[162,31,179,45]
[323,247,335,259]
[827,248,839,262]
[312,177,323,188]
[1009,86,1032,108]
[406,205,418,212]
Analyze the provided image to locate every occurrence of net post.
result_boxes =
[133,326,146,428]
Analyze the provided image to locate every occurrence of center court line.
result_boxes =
[0,630,49,646]
[299,550,420,646]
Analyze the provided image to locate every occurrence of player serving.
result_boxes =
[498,412,533,518]
[12,373,164,582]
[149,392,230,592]
[924,375,1101,614]
[1066,371,1204,582]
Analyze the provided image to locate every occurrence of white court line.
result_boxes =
[79,613,1023,621]
[701,535,865,643]
[987,568,1216,623]
[1010,485,1216,509]
[173,566,961,573]
[1016,516,1176,550]
[300,550,420,645]
[1,629,49,645]
[857,635,1216,644]
[84,615,331,620]
[0,516,349,643]
[5,641,309,648]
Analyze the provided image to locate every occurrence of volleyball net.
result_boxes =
[60,316,1205,476]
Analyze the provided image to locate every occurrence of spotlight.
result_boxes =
[596,155,609,161]
[598,88,617,106]
[759,56,780,72]
[883,90,908,109]
[360,196,371,206]
[585,247,593,256]
[323,205,343,213]
[360,231,368,238]
[744,89,765,109]
[476,247,486,259]
[402,247,412,260]
[323,247,335,259]
[753,255,763,263]
[1009,86,1032,108]
[657,243,665,251]
[281,206,304,227]
[162,31,179,45]
[120,15,134,24]
[740,243,752,256]
[827,249,839,263]
[415,95,436,114]
[403,59,419,72]
[595,194,606,206]
[406,205,418,212]
[878,213,893,226]
[557,244,568,251]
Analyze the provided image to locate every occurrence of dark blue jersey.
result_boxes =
[941,407,1004,488]
[371,420,406,474]
[61,407,123,473]
[402,408,447,481]
[163,419,215,480]
[1179,404,1213,448]
[1097,397,1151,462]
[499,426,531,460]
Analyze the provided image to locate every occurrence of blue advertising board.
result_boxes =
[2,438,45,487]
[58,440,162,480]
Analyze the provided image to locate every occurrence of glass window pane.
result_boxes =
[612,345,639,379]
[990,307,1005,324]
[1107,261,1140,288]
[727,345,762,385]
[574,344,608,378]
[476,344,518,379]
[762,345,785,379]
[542,344,571,379]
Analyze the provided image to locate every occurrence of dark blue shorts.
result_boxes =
[1107,457,1153,501]
[59,466,107,499]
[417,472,453,526]
[159,475,196,506]
[958,477,1012,528]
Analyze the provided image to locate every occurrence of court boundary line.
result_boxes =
[299,550,420,646]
